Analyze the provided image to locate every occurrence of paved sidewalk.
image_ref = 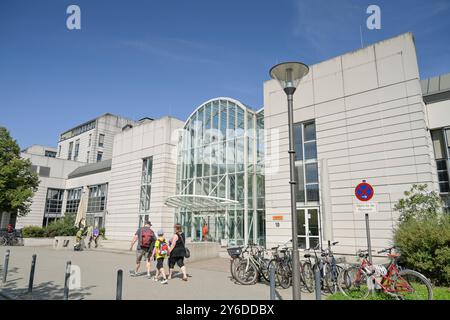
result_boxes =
[0,246,315,300]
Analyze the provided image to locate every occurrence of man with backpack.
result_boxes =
[129,220,156,278]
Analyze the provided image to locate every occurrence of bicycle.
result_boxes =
[338,246,433,300]
[0,233,21,246]
[233,245,271,285]
[301,241,343,294]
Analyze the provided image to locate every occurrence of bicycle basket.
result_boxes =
[227,246,242,258]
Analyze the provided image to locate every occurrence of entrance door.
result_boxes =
[297,208,321,250]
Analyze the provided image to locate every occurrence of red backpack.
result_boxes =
[140,228,154,248]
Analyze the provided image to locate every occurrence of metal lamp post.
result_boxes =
[270,61,309,301]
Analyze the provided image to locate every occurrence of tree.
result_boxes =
[0,127,39,217]
[393,183,443,224]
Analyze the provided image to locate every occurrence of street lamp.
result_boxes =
[270,61,309,301]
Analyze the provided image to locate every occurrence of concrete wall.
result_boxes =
[16,154,84,228]
[264,33,438,254]
[426,99,450,130]
[105,116,184,241]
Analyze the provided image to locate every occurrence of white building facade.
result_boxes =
[10,32,449,255]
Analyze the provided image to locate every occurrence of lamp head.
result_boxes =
[269,61,309,94]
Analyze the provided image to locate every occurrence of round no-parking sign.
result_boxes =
[355,180,374,201]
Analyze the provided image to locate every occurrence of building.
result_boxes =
[56,113,136,163]
[421,73,450,211]
[9,32,450,255]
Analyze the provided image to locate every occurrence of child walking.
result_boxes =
[151,229,169,284]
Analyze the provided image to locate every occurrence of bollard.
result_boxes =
[269,265,276,300]
[116,269,123,300]
[28,254,37,294]
[314,266,321,300]
[2,249,10,284]
[63,261,71,300]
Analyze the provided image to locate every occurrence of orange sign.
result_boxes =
[272,216,283,221]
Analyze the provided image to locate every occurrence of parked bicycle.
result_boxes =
[338,246,433,300]
[301,241,343,294]
[228,244,271,285]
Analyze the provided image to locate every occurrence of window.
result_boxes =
[87,151,90,163]
[44,189,64,214]
[431,129,450,194]
[74,139,80,161]
[88,134,92,147]
[45,150,56,158]
[66,188,82,213]
[98,134,105,147]
[39,166,50,177]
[87,184,107,212]
[58,145,61,157]
[96,151,103,162]
[68,142,73,160]
[294,121,319,203]
[139,157,153,213]
[31,165,38,173]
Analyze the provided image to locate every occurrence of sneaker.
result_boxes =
[152,276,158,282]
[160,279,168,284]
[146,274,151,279]
[128,270,138,277]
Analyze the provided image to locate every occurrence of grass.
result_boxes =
[327,286,450,300]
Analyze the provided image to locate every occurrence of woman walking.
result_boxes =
[168,224,188,281]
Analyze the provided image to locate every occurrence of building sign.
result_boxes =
[354,203,377,213]
[272,216,283,221]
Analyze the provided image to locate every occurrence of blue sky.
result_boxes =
[1,0,449,148]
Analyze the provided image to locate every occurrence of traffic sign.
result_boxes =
[355,180,374,201]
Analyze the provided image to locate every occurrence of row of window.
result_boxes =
[64,133,105,162]
[44,184,108,215]
[60,121,96,141]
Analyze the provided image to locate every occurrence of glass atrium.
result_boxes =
[166,98,265,246]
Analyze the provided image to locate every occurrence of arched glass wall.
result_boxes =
[174,98,265,246]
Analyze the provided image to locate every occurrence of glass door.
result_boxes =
[297,208,321,250]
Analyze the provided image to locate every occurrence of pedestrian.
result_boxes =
[168,224,188,281]
[151,229,169,284]
[129,220,156,278]
[89,227,100,248]
[202,223,208,241]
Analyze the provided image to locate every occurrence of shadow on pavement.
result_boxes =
[1,265,95,300]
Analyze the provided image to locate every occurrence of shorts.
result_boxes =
[136,248,151,264]
[168,256,185,269]
[156,257,165,269]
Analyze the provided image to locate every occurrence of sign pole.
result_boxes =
[365,213,372,264]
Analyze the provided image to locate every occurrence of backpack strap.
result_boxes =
[177,232,185,247]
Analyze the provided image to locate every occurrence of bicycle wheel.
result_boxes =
[259,258,271,282]
[235,259,259,285]
[338,265,370,299]
[395,269,433,300]
[301,261,314,293]
[323,263,343,294]
[230,258,241,281]
[276,261,291,289]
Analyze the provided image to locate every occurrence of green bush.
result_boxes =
[44,214,78,237]
[99,227,106,239]
[21,214,78,238]
[393,184,450,286]
[394,215,450,286]
[22,225,46,238]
